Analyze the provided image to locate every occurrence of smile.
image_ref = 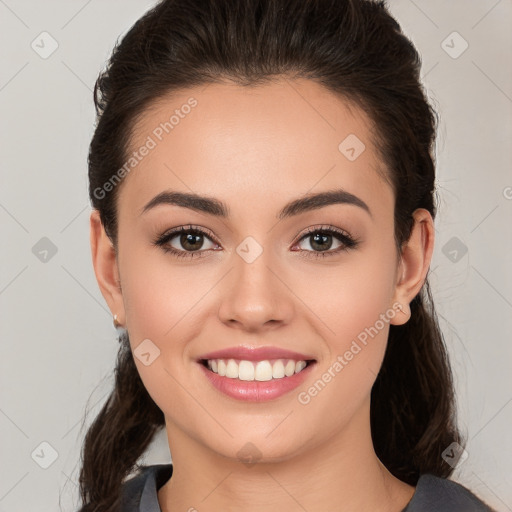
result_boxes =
[198,358,317,401]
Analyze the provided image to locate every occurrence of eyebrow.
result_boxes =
[140,188,372,220]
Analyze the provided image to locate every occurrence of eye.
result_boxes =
[153,225,220,260]
[292,225,359,259]
[153,224,360,261]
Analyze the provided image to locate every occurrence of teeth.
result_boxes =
[205,358,309,381]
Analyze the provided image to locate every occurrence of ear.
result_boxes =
[390,208,435,326]
[89,209,126,325]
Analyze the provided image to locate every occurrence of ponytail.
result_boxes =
[371,280,463,484]
[78,332,164,511]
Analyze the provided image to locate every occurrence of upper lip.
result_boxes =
[198,346,316,362]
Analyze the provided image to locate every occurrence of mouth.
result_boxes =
[198,358,317,380]
[196,357,317,402]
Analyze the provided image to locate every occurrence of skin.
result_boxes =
[90,77,434,512]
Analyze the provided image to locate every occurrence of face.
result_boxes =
[92,78,429,464]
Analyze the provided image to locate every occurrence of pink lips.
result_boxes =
[197,359,316,402]
[197,345,316,363]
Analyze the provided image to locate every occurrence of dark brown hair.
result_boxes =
[79,0,465,510]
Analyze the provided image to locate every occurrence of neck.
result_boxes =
[158,399,415,512]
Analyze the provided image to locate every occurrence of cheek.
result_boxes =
[118,248,203,416]
[295,237,397,348]
[119,238,206,341]
[117,241,215,399]
[293,283,395,434]
[291,237,398,409]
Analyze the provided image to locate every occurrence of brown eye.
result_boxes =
[154,225,219,260]
[302,232,336,252]
[293,226,359,259]
[178,232,206,251]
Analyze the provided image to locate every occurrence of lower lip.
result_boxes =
[197,361,316,402]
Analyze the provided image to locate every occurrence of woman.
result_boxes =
[79,0,495,510]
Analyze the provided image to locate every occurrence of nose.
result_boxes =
[216,247,294,332]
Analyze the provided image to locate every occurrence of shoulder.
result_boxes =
[403,473,495,512]
[120,463,173,512]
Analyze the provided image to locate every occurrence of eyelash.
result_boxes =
[153,224,360,260]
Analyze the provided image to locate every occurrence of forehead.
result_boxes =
[120,78,392,219]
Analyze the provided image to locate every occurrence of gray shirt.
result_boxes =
[120,463,495,511]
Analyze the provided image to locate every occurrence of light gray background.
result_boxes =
[1,1,511,511]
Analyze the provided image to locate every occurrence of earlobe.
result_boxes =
[390,208,435,326]
[89,209,126,325]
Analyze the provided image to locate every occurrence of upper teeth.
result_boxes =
[206,358,308,381]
